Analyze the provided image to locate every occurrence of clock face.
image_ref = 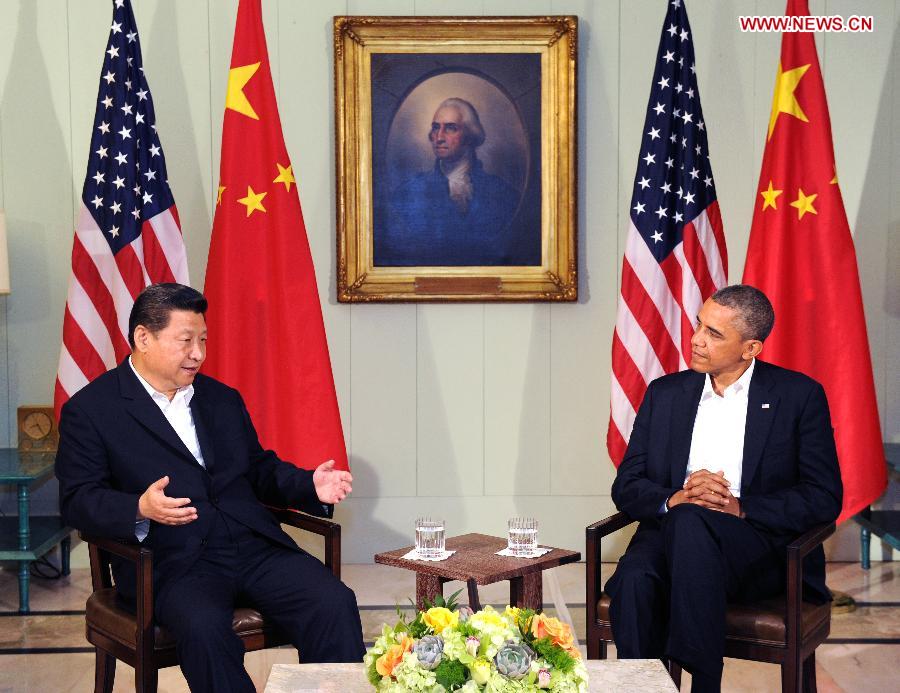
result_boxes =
[23,411,53,440]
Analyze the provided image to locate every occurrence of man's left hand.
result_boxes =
[313,460,353,505]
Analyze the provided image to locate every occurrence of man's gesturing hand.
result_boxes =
[313,460,353,505]
[137,476,198,525]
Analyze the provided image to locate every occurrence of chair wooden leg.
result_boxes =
[781,655,800,693]
[93,649,116,693]
[802,653,817,693]
[586,627,603,659]
[135,660,158,693]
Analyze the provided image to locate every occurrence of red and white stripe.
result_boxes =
[54,204,189,419]
[607,202,727,465]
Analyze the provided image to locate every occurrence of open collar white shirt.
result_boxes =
[129,357,205,541]
[684,358,756,498]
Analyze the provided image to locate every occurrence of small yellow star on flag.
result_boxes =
[273,163,295,191]
[790,187,817,220]
[226,62,261,120]
[760,181,783,211]
[237,186,267,216]
[217,185,226,205]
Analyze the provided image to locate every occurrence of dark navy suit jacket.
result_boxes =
[611,359,842,603]
[55,360,330,602]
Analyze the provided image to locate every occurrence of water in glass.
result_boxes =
[508,517,538,557]
[415,518,445,559]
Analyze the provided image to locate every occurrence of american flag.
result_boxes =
[54,0,189,419]
[606,0,728,465]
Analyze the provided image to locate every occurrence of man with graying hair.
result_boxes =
[606,284,842,693]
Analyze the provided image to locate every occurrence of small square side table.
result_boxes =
[0,448,72,613]
[374,532,580,611]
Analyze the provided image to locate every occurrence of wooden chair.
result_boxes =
[82,507,341,693]
[586,512,834,693]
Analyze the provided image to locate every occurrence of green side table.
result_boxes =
[855,443,900,569]
[0,448,72,613]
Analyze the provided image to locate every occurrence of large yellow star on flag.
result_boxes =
[790,188,817,220]
[760,180,783,211]
[237,186,267,216]
[226,62,261,120]
[767,62,811,140]
[273,163,295,191]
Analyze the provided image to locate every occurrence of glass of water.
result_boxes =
[415,517,445,559]
[507,517,538,557]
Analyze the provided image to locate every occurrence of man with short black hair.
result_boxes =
[56,283,364,692]
[606,284,842,693]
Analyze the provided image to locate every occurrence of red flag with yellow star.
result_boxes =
[203,0,347,471]
[743,0,884,522]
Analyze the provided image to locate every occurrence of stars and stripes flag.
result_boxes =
[54,0,189,421]
[743,0,885,521]
[607,0,727,465]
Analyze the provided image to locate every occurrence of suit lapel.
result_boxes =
[741,361,779,494]
[189,385,217,471]
[670,372,705,488]
[117,360,202,467]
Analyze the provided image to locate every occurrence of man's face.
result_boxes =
[134,309,207,395]
[689,299,755,377]
[429,106,467,162]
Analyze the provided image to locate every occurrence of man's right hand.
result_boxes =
[137,476,198,525]
[668,469,732,510]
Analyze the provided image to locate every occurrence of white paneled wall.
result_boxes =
[0,0,896,562]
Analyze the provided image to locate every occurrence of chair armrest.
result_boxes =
[784,522,835,644]
[786,522,835,560]
[80,531,156,659]
[586,512,635,540]
[586,512,636,624]
[267,507,342,580]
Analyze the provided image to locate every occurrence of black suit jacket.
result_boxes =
[55,360,331,601]
[611,360,842,602]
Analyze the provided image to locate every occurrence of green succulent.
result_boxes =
[494,641,534,680]
[414,635,444,670]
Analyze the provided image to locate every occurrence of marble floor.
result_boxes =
[0,547,897,692]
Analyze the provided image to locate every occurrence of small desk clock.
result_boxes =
[17,406,59,452]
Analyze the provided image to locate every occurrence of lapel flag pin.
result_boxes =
[762,403,770,409]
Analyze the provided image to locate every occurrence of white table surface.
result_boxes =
[265,659,678,692]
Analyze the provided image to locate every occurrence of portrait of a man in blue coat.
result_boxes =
[374,97,539,267]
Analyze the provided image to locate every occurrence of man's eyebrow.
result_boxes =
[696,317,724,337]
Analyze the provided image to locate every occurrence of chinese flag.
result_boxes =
[743,0,884,522]
[203,0,348,471]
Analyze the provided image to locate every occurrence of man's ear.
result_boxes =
[744,339,763,360]
[133,325,150,353]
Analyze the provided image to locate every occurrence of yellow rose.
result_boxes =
[470,606,505,630]
[469,656,492,685]
[375,635,413,677]
[423,606,459,633]
[531,613,579,657]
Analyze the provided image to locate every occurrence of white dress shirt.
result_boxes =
[129,357,205,540]
[684,359,756,498]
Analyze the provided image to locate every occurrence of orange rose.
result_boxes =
[375,635,414,677]
[531,614,580,657]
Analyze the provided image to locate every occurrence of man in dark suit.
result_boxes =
[56,283,364,692]
[606,285,842,693]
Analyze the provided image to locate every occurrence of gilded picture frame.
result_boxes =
[334,16,577,302]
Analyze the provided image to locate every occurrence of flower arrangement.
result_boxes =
[364,591,588,692]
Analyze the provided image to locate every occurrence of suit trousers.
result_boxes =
[154,511,364,693]
[605,504,784,692]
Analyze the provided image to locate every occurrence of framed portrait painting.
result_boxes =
[334,16,577,302]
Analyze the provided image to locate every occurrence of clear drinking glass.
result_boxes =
[507,517,538,557]
[415,517,445,559]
